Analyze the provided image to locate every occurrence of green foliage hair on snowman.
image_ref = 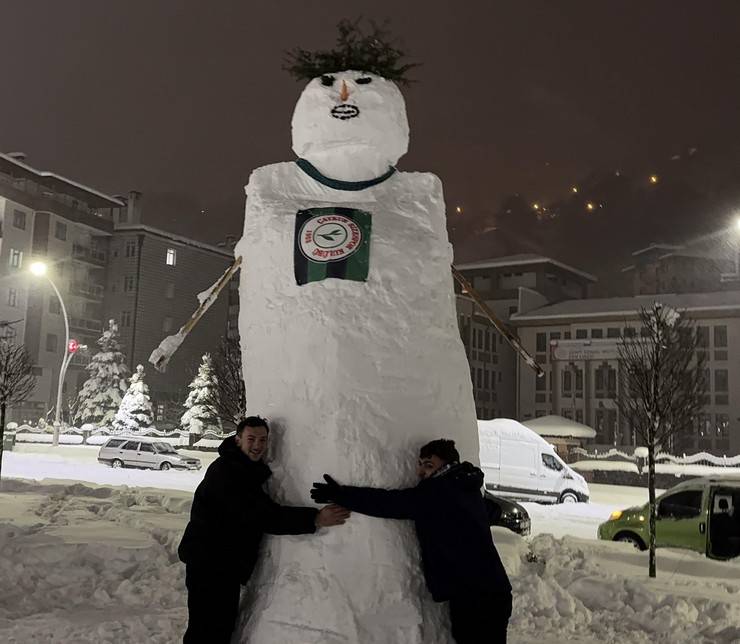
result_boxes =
[284,18,418,84]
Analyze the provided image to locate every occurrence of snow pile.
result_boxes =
[0,479,738,643]
[0,480,190,642]
[510,532,740,644]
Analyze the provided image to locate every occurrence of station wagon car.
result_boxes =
[98,437,201,471]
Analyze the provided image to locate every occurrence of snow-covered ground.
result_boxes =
[2,444,217,492]
[0,477,738,643]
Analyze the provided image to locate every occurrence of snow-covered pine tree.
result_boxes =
[75,320,129,427]
[113,364,154,434]
[181,353,221,438]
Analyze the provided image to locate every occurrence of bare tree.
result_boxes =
[206,336,246,431]
[0,341,37,480]
[615,303,707,577]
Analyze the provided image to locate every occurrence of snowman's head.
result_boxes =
[291,70,409,180]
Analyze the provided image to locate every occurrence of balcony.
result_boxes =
[72,243,107,266]
[70,317,103,333]
[70,281,104,300]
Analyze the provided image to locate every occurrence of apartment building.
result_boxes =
[0,152,233,425]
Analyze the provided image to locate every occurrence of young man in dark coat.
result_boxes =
[178,416,350,643]
[311,438,512,644]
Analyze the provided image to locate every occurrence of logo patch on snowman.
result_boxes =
[294,207,371,285]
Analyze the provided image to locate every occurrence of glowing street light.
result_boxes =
[29,261,70,446]
[586,202,595,212]
[649,174,659,185]
[571,186,578,194]
[29,261,47,277]
[455,206,463,214]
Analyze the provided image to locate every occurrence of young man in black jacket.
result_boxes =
[311,439,512,644]
[179,416,349,643]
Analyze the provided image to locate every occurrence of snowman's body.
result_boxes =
[235,72,478,644]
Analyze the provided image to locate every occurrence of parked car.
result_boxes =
[98,437,201,471]
[479,418,590,504]
[484,491,531,536]
[598,476,740,560]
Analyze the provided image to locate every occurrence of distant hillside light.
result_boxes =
[532,203,540,210]
[649,174,659,184]
[586,202,595,212]
[571,186,578,193]
[455,206,463,214]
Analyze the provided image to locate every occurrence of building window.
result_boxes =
[697,326,709,348]
[607,328,620,338]
[125,240,137,258]
[162,316,174,333]
[166,248,177,266]
[165,283,175,299]
[13,210,26,230]
[714,326,728,348]
[55,222,67,241]
[575,329,587,339]
[46,334,58,352]
[562,369,572,394]
[156,403,165,419]
[715,369,729,392]
[7,288,17,307]
[550,331,561,341]
[9,249,23,269]
[123,275,135,293]
[595,362,617,398]
[591,328,603,339]
[121,311,132,327]
[536,333,547,352]
[49,297,61,315]
[623,327,636,338]
[576,409,584,424]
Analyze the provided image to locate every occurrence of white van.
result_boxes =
[478,418,590,504]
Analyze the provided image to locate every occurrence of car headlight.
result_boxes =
[609,510,623,521]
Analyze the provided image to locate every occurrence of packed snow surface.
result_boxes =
[0,477,738,643]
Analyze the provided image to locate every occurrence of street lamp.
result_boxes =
[30,261,70,446]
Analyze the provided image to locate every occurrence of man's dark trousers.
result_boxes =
[449,591,513,644]
[183,565,241,643]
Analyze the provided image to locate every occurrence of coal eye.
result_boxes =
[321,75,335,87]
[356,77,372,84]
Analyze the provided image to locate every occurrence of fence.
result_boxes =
[571,446,740,468]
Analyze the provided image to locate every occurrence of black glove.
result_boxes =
[311,474,342,504]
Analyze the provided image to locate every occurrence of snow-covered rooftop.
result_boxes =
[455,254,597,283]
[522,415,597,439]
[114,224,233,258]
[512,290,740,322]
[0,152,124,208]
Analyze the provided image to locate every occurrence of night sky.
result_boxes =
[2,1,739,260]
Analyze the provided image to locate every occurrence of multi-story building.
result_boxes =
[106,193,232,427]
[512,292,740,456]
[455,254,596,419]
[0,152,234,426]
[0,151,124,422]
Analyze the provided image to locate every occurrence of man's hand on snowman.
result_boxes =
[311,474,342,504]
[315,504,351,528]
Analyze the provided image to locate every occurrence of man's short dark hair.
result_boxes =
[237,416,270,436]
[419,439,459,464]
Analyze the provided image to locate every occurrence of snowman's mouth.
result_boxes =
[331,104,360,120]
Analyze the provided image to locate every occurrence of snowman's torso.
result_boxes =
[236,161,477,497]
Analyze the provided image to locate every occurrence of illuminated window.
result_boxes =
[166,248,176,266]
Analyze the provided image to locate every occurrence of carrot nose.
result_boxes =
[339,80,350,102]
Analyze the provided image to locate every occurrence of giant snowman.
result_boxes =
[235,69,478,643]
